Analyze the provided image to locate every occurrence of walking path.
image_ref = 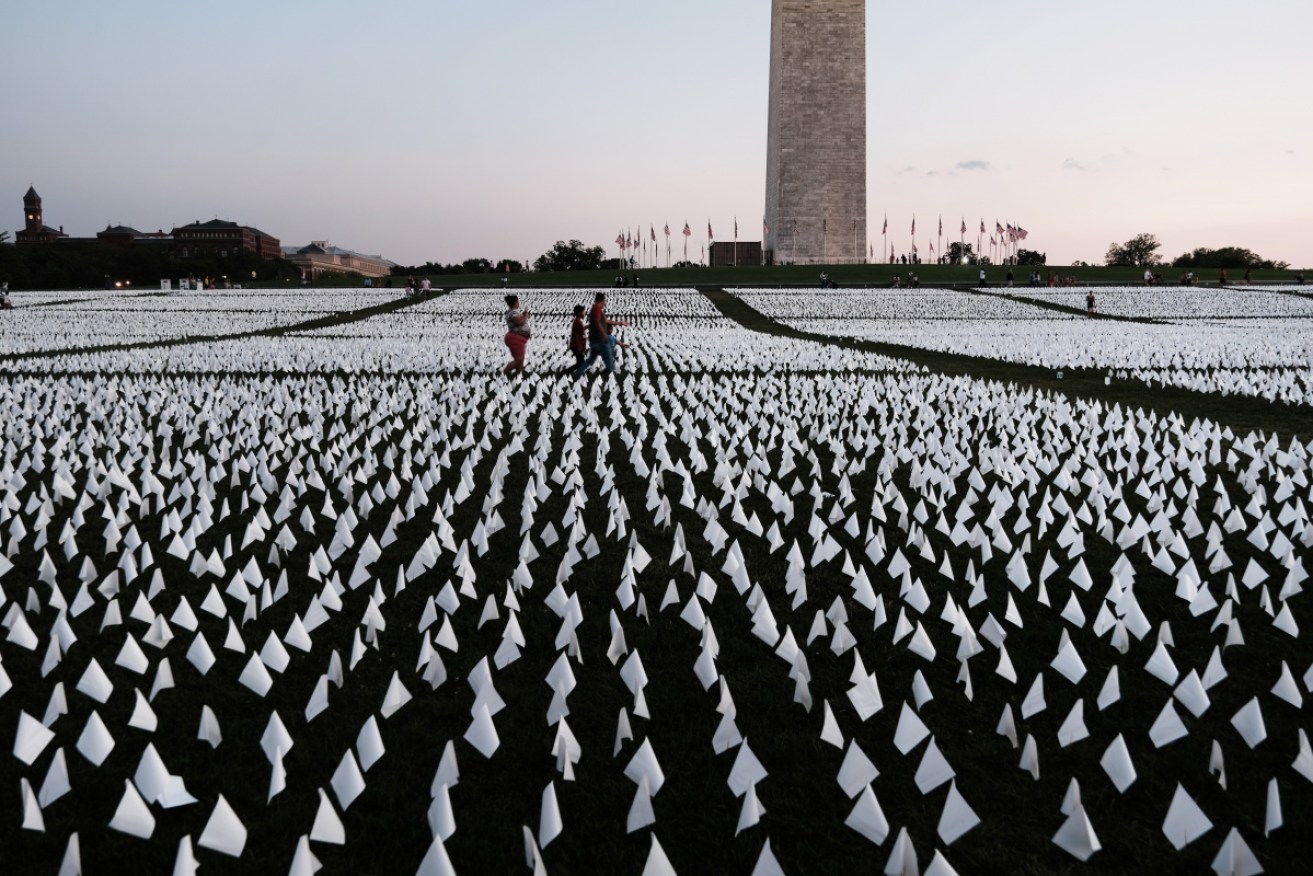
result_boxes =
[700,287,1309,442]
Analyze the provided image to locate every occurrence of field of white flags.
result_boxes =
[731,287,1313,406]
[1,285,1311,875]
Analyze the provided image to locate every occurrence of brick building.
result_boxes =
[14,189,280,260]
[173,219,281,260]
[15,187,68,244]
[97,225,172,247]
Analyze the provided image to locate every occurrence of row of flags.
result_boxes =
[885,215,1029,244]
[614,216,1030,250]
[613,219,744,252]
[613,216,1031,267]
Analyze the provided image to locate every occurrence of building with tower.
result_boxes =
[14,189,280,259]
[764,0,866,265]
[15,187,68,244]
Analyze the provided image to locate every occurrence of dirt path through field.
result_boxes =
[701,287,1310,443]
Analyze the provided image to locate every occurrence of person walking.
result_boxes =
[573,292,628,379]
[503,294,531,377]
[564,304,587,373]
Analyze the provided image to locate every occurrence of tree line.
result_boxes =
[393,241,611,277]
[1105,233,1291,270]
[0,240,299,289]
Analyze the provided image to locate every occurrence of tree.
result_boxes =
[0,231,10,244]
[534,240,605,272]
[462,258,494,274]
[1105,233,1162,267]
[1172,247,1287,270]
[1015,249,1046,266]
[946,242,976,264]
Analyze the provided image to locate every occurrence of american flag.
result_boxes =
[911,217,916,236]
[882,214,887,235]
[996,221,1004,236]
[707,221,714,240]
[615,233,625,249]
[682,222,691,237]
[664,223,670,237]
[960,218,966,235]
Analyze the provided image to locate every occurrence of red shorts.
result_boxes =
[505,331,528,360]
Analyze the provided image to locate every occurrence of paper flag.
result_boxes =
[1162,784,1213,850]
[197,794,247,857]
[937,781,979,845]
[846,784,890,845]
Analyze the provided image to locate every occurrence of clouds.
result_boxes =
[1063,158,1086,172]
[955,160,990,172]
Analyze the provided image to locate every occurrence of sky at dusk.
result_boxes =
[3,0,1310,269]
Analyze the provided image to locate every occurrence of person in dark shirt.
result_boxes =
[573,292,628,379]
[563,304,586,373]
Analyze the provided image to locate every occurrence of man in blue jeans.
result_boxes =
[573,291,628,378]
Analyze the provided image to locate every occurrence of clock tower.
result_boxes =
[16,187,67,244]
[23,187,42,234]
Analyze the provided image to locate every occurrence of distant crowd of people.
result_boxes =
[404,277,433,298]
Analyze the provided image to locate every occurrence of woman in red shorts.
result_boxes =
[503,294,531,376]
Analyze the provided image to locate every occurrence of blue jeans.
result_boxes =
[574,338,615,377]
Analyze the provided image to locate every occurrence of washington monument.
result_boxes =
[764,0,866,265]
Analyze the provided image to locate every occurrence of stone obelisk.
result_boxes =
[764,0,866,265]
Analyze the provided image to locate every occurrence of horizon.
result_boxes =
[2,0,1310,269]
